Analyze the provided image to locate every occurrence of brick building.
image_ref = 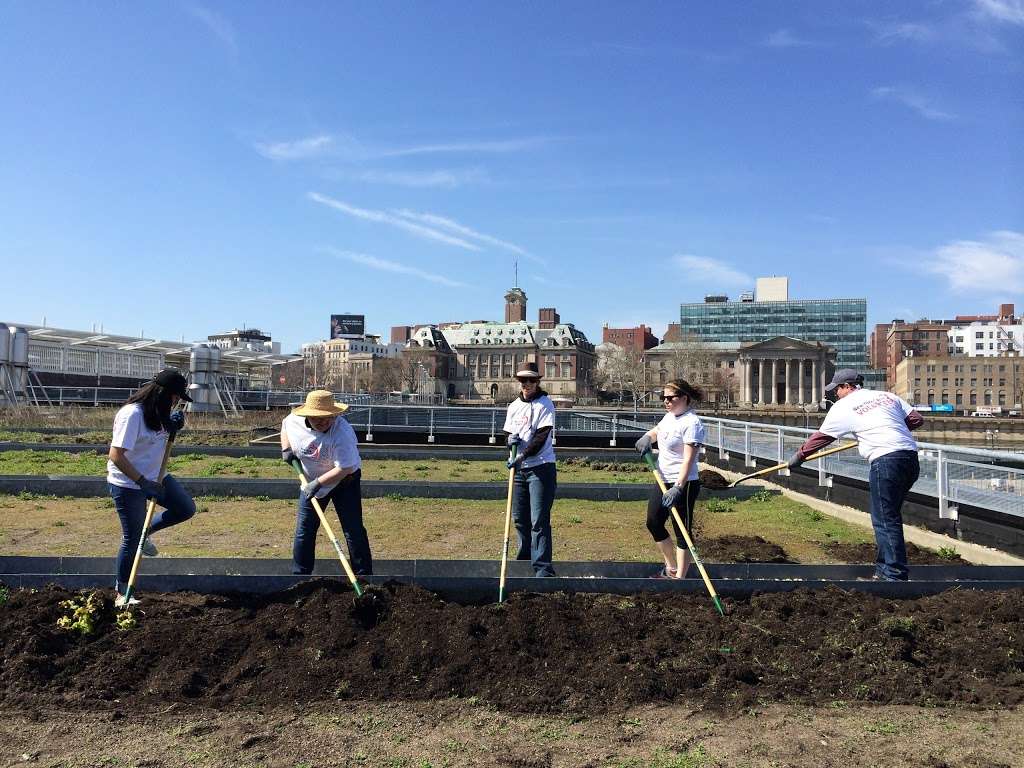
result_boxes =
[403,289,597,400]
[893,356,1023,411]
[602,324,659,354]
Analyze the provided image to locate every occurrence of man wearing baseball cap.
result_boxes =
[789,369,924,580]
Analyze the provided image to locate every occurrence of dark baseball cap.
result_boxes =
[824,369,863,393]
[153,369,193,402]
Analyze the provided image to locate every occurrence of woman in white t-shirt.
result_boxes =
[634,379,706,578]
[106,369,196,606]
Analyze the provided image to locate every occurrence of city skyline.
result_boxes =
[1,2,1022,352]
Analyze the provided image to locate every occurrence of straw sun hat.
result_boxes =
[292,390,349,417]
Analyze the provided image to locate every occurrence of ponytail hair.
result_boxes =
[665,378,704,404]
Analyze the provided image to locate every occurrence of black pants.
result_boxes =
[646,480,700,548]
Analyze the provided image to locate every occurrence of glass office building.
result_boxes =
[679,298,868,369]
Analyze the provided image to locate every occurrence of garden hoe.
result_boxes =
[641,450,725,617]
[120,414,180,608]
[288,459,364,598]
[498,442,517,603]
[728,442,857,488]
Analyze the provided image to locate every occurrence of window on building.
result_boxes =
[956,393,963,405]
[970,393,977,405]
[976,331,984,339]
[984,392,992,405]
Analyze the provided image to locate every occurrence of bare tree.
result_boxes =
[665,334,716,385]
[598,343,650,409]
[371,358,405,393]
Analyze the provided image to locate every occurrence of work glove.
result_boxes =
[282,447,297,467]
[138,476,164,502]
[662,484,683,510]
[634,434,653,455]
[505,433,522,448]
[787,451,804,469]
[300,477,322,501]
[506,454,525,471]
[162,410,185,439]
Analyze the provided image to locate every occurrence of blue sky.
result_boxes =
[1,1,1022,353]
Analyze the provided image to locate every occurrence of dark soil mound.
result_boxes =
[699,469,729,489]
[699,535,793,563]
[2,582,1021,714]
[824,541,968,565]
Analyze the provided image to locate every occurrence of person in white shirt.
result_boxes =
[106,369,195,606]
[281,390,371,575]
[634,379,706,579]
[789,369,923,581]
[503,363,557,577]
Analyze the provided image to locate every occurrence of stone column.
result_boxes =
[757,359,765,405]
[784,359,792,405]
[799,360,806,404]
[811,360,818,404]
[820,358,827,401]
[769,359,778,405]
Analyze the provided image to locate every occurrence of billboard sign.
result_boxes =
[331,314,365,339]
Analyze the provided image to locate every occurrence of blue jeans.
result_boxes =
[511,461,556,576]
[869,450,920,581]
[110,475,195,592]
[293,470,372,576]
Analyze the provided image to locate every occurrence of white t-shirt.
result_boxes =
[656,409,705,484]
[819,388,918,463]
[282,413,362,498]
[106,403,169,489]
[503,394,556,469]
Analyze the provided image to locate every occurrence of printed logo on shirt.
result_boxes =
[300,442,327,460]
[852,394,897,416]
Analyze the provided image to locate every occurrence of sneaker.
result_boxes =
[141,536,158,557]
[650,567,678,579]
[114,592,140,608]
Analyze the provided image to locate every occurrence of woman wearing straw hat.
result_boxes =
[502,362,557,577]
[280,390,371,575]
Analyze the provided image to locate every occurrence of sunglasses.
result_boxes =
[662,394,681,401]
[518,378,538,385]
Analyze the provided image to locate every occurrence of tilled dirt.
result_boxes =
[1,582,1021,715]
[698,534,793,563]
[824,540,968,565]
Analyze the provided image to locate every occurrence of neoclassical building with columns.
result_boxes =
[737,337,836,407]
[645,336,836,408]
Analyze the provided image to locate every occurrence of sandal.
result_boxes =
[650,566,678,579]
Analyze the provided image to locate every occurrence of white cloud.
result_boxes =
[355,168,488,188]
[870,85,957,122]
[254,135,335,161]
[324,248,468,288]
[926,230,1024,294]
[763,28,818,48]
[872,20,937,44]
[308,193,481,251]
[671,255,752,287]
[186,5,238,56]
[392,209,537,262]
[973,0,1024,25]
[378,137,554,158]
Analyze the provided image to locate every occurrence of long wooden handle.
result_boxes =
[729,441,857,487]
[122,431,176,603]
[292,462,363,597]
[498,443,517,603]
[642,451,723,616]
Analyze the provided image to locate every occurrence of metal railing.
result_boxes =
[3,388,1022,520]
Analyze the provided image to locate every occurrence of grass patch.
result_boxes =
[0,491,875,563]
